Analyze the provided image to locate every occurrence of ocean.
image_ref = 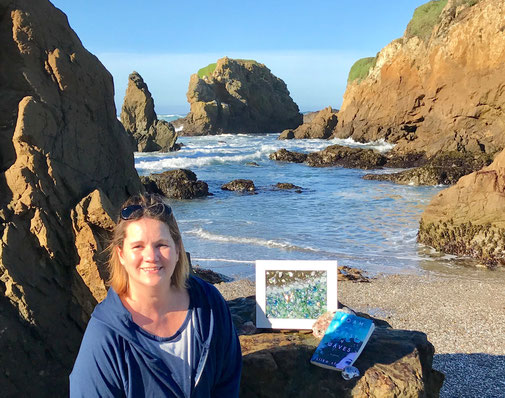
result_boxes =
[134,115,495,280]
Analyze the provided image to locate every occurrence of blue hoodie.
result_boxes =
[70,276,242,397]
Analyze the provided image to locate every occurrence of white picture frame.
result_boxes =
[255,260,338,330]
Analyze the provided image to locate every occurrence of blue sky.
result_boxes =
[50,0,428,114]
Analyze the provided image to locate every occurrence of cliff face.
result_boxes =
[120,71,178,152]
[334,0,505,158]
[0,0,141,395]
[180,57,302,135]
[418,147,505,267]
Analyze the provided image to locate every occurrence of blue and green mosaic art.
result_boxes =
[265,270,327,319]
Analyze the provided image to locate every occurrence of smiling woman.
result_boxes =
[70,193,242,397]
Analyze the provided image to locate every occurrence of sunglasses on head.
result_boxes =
[120,203,173,221]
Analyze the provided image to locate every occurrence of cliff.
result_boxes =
[179,57,302,135]
[334,0,505,159]
[0,0,141,395]
[120,71,178,152]
[418,147,505,267]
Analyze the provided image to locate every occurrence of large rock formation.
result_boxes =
[179,57,302,135]
[0,0,142,395]
[239,326,443,397]
[334,0,505,160]
[279,106,338,140]
[120,71,178,152]
[418,147,505,267]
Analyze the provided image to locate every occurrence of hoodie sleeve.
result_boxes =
[69,318,126,398]
[209,286,242,398]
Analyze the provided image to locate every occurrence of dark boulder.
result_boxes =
[221,179,256,192]
[365,151,493,186]
[306,145,388,169]
[275,183,302,190]
[239,328,443,397]
[141,169,209,199]
[269,149,308,163]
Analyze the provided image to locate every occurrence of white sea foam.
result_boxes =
[192,258,254,265]
[330,137,395,153]
[187,227,322,253]
[136,150,267,171]
[175,125,184,132]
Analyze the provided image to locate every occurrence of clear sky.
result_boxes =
[50,0,428,115]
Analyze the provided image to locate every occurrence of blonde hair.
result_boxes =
[107,193,189,296]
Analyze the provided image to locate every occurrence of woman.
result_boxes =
[70,193,242,397]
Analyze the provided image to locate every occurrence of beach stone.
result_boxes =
[278,106,338,140]
[275,183,302,190]
[179,57,302,135]
[141,169,209,199]
[120,71,179,152]
[239,327,444,397]
[333,0,505,161]
[306,145,387,169]
[0,1,142,395]
[312,311,336,339]
[269,149,308,163]
[221,179,256,192]
[191,266,230,284]
[419,147,505,268]
[337,266,371,283]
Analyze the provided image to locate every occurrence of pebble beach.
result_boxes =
[217,272,505,398]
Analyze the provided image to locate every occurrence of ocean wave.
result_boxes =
[191,257,254,265]
[187,227,322,253]
[158,114,186,119]
[330,137,395,153]
[137,151,268,171]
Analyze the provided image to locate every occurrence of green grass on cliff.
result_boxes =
[197,63,217,78]
[405,0,448,41]
[347,57,377,83]
[197,59,260,78]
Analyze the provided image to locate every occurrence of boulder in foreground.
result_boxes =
[0,0,141,395]
[239,327,444,397]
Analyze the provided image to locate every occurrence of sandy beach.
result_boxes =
[217,271,505,398]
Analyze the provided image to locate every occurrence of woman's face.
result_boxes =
[118,217,179,294]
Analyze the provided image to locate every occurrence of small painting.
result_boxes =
[256,260,338,329]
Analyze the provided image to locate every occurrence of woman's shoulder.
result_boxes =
[188,275,228,308]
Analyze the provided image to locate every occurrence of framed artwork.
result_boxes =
[255,260,338,330]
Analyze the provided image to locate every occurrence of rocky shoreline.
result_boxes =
[215,271,505,398]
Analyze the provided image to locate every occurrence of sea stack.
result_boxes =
[120,71,179,152]
[333,0,505,160]
[0,0,141,395]
[179,57,303,135]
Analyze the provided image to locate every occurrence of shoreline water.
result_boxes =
[216,270,505,398]
[134,132,490,280]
